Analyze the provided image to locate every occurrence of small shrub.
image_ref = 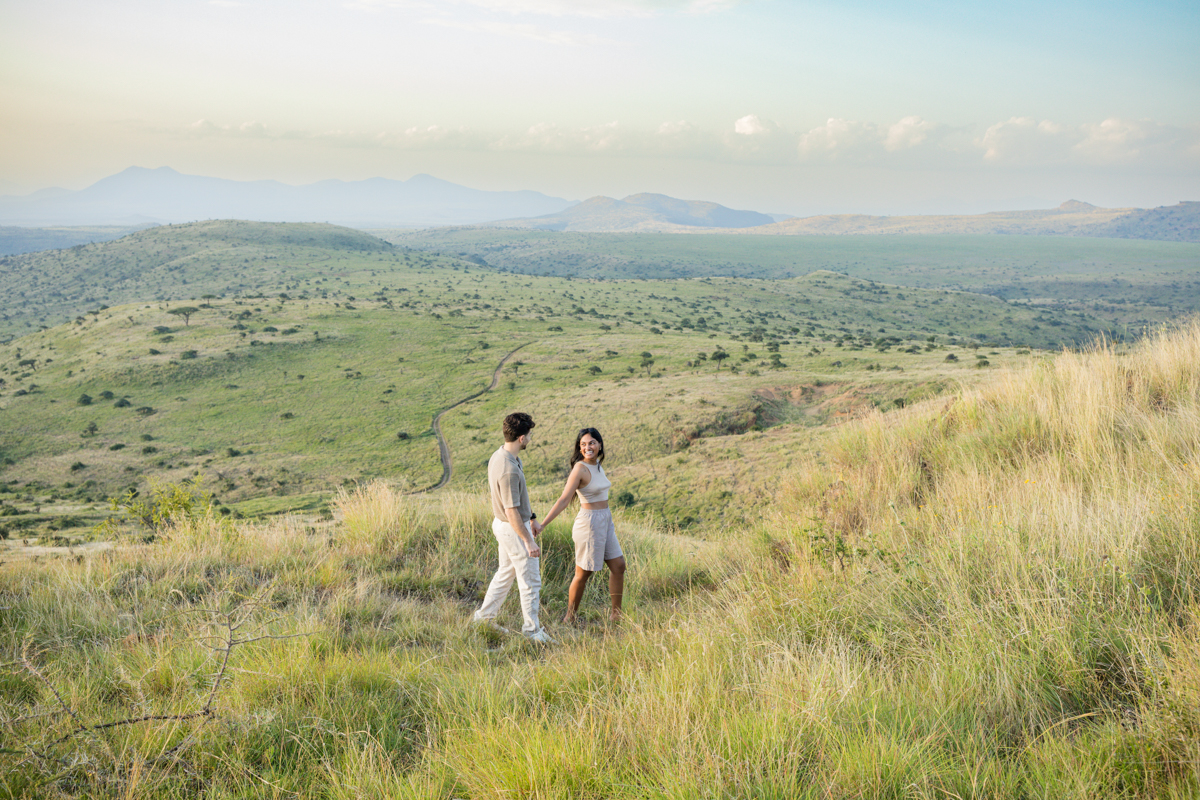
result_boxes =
[135,407,154,416]
[99,390,114,400]
[114,398,131,408]
[280,412,295,419]
[109,443,126,451]
[77,394,93,406]
[148,348,162,355]
[180,350,198,359]
[96,477,215,537]
[142,446,158,454]
[69,462,86,472]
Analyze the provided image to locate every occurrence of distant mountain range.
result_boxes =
[493,197,1199,241]
[493,193,777,232]
[0,167,574,227]
[0,166,1195,243]
[744,200,1200,242]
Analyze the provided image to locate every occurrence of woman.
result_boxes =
[540,427,627,623]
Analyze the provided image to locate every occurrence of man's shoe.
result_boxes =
[526,628,554,644]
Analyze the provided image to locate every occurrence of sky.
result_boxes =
[2,0,1199,216]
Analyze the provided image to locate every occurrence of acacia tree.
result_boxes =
[712,350,728,371]
[168,306,201,326]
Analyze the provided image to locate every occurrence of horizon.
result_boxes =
[2,164,1193,224]
[3,1,1198,216]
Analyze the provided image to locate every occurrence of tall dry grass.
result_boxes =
[3,325,1199,798]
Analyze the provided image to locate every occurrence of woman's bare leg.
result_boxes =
[564,566,593,624]
[606,556,626,620]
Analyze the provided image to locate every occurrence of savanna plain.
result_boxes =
[0,222,1197,798]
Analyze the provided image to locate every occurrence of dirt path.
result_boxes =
[414,342,533,494]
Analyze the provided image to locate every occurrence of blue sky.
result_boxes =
[2,0,1197,214]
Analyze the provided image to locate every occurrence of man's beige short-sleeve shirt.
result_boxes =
[488,447,532,523]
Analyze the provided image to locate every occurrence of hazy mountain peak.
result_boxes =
[0,167,572,227]
[495,192,774,232]
[1058,199,1098,212]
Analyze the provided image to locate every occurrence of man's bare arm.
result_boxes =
[506,506,540,557]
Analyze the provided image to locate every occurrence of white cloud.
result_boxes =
[1074,118,1150,163]
[884,115,936,152]
[188,119,273,138]
[977,117,1072,162]
[797,118,881,158]
[734,114,764,135]
[975,116,1198,167]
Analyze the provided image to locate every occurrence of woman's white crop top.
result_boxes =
[576,462,611,503]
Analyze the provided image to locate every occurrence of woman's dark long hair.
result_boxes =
[569,427,605,468]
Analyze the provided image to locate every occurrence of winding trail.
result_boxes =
[413,342,533,494]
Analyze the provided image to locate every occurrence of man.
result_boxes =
[473,411,553,643]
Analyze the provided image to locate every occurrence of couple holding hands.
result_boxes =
[473,412,627,643]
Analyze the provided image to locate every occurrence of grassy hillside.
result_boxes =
[379,228,1199,332]
[1,322,1196,798]
[0,221,396,339]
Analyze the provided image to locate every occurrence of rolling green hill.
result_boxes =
[0,220,396,339]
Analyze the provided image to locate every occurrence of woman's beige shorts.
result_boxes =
[571,508,623,572]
